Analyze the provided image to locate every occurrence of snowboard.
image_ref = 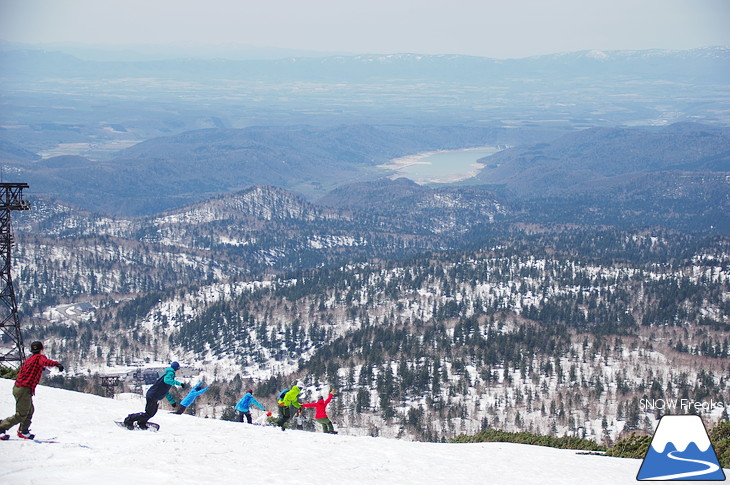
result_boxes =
[115,420,160,432]
[1,434,58,443]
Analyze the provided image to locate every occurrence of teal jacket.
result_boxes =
[146,366,182,404]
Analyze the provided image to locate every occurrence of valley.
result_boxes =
[0,46,728,446]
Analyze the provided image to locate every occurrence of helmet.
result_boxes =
[170,361,180,370]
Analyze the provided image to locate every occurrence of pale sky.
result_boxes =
[1,0,728,58]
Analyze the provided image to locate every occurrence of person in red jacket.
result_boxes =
[302,389,337,434]
[0,341,63,440]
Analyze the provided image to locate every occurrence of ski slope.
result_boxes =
[0,378,695,485]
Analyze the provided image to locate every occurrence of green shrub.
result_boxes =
[709,421,730,469]
[0,367,19,379]
[605,433,651,459]
[450,428,606,452]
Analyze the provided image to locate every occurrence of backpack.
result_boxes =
[278,389,290,401]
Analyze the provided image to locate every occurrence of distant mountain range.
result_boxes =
[5,122,727,233]
[2,47,728,84]
[474,122,730,197]
[4,124,554,215]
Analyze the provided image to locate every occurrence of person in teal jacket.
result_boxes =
[235,389,265,424]
[275,383,303,430]
[174,381,209,415]
[124,362,185,429]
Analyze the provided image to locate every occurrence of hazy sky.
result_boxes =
[1,0,728,58]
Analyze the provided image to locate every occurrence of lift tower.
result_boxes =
[0,183,30,368]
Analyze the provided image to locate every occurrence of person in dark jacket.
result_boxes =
[124,362,185,429]
[0,341,63,440]
[235,389,265,423]
[174,381,209,415]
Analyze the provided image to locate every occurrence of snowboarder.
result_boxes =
[275,382,303,430]
[174,381,208,415]
[302,389,337,434]
[0,341,64,440]
[123,362,185,430]
[235,389,265,424]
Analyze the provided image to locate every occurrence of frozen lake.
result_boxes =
[380,146,501,183]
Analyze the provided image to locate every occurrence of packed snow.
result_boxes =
[0,378,708,485]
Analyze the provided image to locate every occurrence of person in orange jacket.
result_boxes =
[302,389,337,434]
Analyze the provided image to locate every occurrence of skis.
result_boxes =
[115,420,160,432]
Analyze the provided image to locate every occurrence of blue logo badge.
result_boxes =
[637,415,726,481]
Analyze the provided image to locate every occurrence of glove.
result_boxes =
[57,364,64,372]
[330,389,336,395]
[180,382,187,389]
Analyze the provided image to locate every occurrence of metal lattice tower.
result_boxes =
[0,183,30,368]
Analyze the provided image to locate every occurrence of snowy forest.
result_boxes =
[13,195,730,444]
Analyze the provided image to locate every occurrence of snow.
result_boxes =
[650,415,712,453]
[0,378,692,485]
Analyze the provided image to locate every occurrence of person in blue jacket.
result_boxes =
[174,381,209,415]
[235,389,265,424]
[124,362,185,429]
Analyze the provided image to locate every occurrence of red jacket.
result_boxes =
[302,393,333,419]
[15,353,60,394]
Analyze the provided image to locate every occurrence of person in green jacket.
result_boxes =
[275,382,303,431]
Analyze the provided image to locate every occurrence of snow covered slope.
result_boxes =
[0,378,673,485]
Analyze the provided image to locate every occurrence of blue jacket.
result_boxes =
[146,367,182,404]
[235,392,265,412]
[180,382,209,407]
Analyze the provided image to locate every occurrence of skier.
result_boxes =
[302,389,337,434]
[0,341,64,440]
[174,381,208,415]
[234,389,265,424]
[275,382,303,430]
[123,362,185,429]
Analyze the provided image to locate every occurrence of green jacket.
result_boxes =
[280,386,302,408]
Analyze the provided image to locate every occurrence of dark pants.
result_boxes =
[125,398,159,426]
[275,405,292,427]
[174,404,187,415]
[238,411,252,423]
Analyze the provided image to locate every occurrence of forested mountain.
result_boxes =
[20,227,729,442]
[475,122,730,197]
[11,179,730,443]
